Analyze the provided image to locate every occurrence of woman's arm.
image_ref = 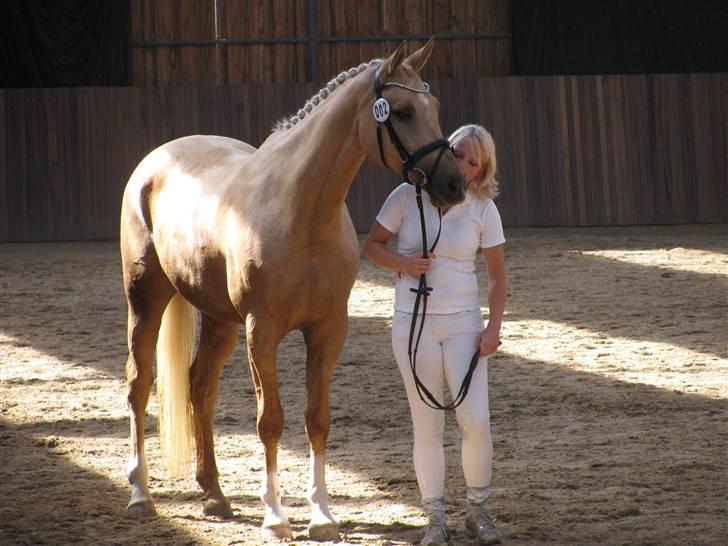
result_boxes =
[475,244,507,357]
[363,221,435,277]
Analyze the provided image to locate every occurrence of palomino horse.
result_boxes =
[120,40,465,540]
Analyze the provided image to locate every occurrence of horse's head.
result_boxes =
[358,40,466,208]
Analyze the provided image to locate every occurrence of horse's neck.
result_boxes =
[270,77,369,237]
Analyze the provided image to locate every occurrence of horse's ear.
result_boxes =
[405,38,434,73]
[383,41,409,78]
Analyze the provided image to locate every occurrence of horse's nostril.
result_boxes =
[448,176,465,195]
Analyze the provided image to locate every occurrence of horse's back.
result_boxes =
[126,135,255,193]
[159,135,256,169]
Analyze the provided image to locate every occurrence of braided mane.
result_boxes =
[273,60,381,132]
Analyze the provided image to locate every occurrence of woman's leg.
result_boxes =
[440,311,493,495]
[440,310,501,544]
[391,311,447,501]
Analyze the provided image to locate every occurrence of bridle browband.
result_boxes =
[372,63,480,411]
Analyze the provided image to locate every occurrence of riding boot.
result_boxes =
[464,487,501,545]
[420,498,451,546]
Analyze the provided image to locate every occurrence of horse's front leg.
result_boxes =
[245,315,291,539]
[302,313,348,541]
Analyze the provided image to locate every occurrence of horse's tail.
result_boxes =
[156,292,196,477]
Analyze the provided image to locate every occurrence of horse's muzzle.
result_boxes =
[429,172,466,207]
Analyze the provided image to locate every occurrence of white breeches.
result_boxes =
[392,309,493,502]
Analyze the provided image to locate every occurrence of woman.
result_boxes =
[363,124,506,546]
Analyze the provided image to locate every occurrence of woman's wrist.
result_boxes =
[367,241,405,272]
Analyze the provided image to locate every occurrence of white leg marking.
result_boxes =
[260,471,292,539]
[307,449,339,540]
[127,454,154,510]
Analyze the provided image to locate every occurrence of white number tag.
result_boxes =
[372,98,390,123]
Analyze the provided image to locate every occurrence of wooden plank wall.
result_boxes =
[0,73,725,242]
[129,0,513,85]
[483,74,728,227]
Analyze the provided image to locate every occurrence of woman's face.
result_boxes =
[452,137,481,184]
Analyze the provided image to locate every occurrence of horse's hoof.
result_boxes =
[203,498,234,519]
[308,522,340,542]
[127,500,157,518]
[262,523,293,540]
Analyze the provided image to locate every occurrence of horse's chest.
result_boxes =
[241,250,357,321]
[270,262,353,300]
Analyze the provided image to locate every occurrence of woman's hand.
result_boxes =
[475,324,501,358]
[399,253,436,278]
[365,222,437,280]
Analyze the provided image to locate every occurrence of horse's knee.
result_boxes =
[305,409,331,447]
[258,404,285,444]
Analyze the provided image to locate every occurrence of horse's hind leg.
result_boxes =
[123,266,175,517]
[189,314,240,519]
[302,313,347,541]
[245,314,291,539]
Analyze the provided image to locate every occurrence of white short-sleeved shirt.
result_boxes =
[376,183,505,314]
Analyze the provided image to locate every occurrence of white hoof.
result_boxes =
[262,508,292,540]
[127,499,157,518]
[261,522,293,540]
[308,521,340,541]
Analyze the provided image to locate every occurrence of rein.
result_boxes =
[372,64,480,411]
[405,184,482,411]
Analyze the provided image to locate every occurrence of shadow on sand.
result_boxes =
[1,226,726,543]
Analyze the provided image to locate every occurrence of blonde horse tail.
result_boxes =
[156,292,196,477]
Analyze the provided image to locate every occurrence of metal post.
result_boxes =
[214,0,223,84]
[306,0,318,82]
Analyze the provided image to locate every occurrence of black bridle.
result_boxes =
[373,63,451,187]
[372,64,480,411]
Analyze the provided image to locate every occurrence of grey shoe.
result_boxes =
[420,521,452,546]
[464,504,502,545]
[420,498,451,546]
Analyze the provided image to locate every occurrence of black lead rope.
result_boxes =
[371,61,479,410]
[406,185,482,411]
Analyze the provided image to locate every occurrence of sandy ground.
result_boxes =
[1,225,726,546]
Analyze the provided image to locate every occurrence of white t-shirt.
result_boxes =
[376,183,505,314]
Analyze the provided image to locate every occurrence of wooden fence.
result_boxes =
[129,0,513,84]
[0,73,725,242]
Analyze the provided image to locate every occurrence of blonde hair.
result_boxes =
[448,124,499,199]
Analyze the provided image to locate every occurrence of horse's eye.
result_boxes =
[394,109,412,121]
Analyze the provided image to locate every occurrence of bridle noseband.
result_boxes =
[373,63,451,187]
